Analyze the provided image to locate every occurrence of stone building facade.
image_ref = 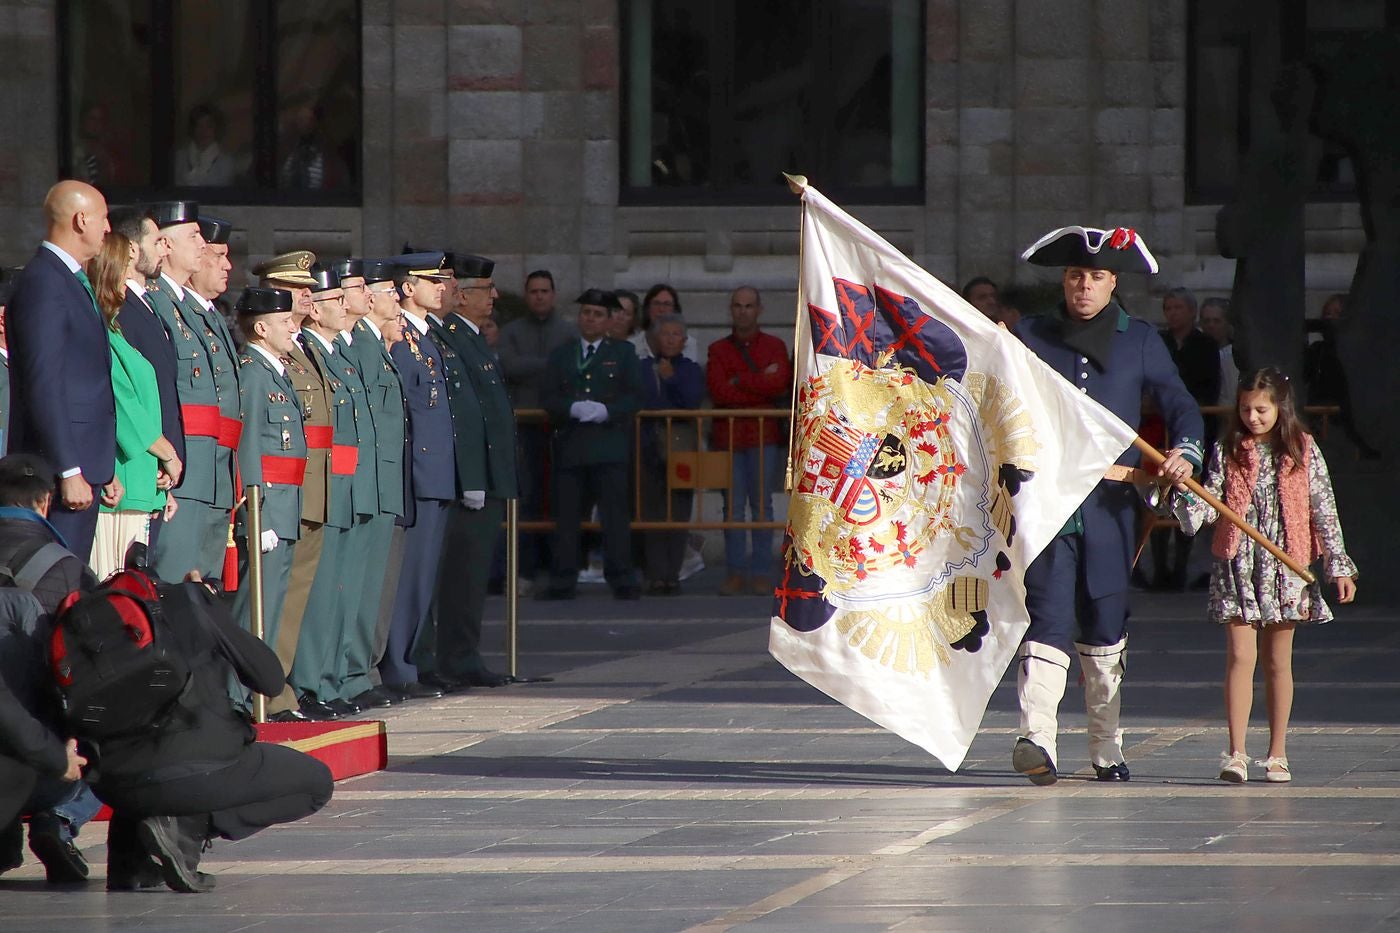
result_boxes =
[0,0,1366,347]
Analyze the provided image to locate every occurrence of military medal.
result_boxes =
[281,429,293,451]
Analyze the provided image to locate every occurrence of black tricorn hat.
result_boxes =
[360,259,396,285]
[197,215,233,245]
[149,200,200,229]
[1021,226,1159,274]
[330,258,364,280]
[576,288,621,310]
[309,266,341,294]
[235,287,293,316]
[453,254,495,279]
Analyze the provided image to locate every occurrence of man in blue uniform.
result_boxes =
[1011,226,1204,785]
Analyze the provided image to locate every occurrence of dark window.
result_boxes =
[60,0,361,205]
[622,0,924,205]
[1187,0,1395,204]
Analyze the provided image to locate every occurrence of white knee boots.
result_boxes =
[1076,637,1127,769]
[1015,642,1070,770]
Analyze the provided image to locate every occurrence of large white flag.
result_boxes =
[769,184,1138,770]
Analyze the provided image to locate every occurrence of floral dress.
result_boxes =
[1174,437,1357,626]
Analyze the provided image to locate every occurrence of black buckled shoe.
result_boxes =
[27,813,89,884]
[324,698,362,718]
[1093,762,1131,782]
[299,697,340,720]
[1012,738,1059,786]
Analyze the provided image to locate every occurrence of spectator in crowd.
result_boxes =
[611,288,642,347]
[86,231,182,579]
[707,286,793,596]
[0,268,14,455]
[7,180,118,561]
[961,276,1000,322]
[995,284,1032,329]
[539,289,643,601]
[640,317,704,594]
[175,104,238,187]
[1151,287,1221,591]
[480,311,500,352]
[0,453,100,885]
[1304,292,1379,458]
[1199,297,1239,407]
[636,283,698,360]
[278,100,350,191]
[498,269,574,585]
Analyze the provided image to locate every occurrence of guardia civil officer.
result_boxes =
[250,251,338,722]
[229,287,307,651]
[539,290,643,600]
[1011,226,1204,785]
[431,254,515,687]
[380,254,455,698]
[145,201,239,582]
[328,258,406,709]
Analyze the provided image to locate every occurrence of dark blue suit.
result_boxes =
[116,285,184,467]
[381,319,457,687]
[6,245,116,558]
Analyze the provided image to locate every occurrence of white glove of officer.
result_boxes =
[462,490,486,510]
[569,401,591,421]
[582,401,609,423]
[260,529,279,553]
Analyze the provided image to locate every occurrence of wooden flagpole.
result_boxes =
[1131,436,1315,584]
[783,173,809,494]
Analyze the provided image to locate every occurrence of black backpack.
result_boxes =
[49,570,193,741]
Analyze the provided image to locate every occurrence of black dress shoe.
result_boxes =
[325,698,362,717]
[268,708,314,723]
[1093,762,1131,782]
[299,698,340,720]
[463,668,510,688]
[352,687,396,708]
[386,681,443,700]
[420,672,470,694]
[1012,737,1058,786]
[27,814,89,883]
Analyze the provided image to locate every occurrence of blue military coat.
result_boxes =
[390,315,458,512]
[1016,301,1203,598]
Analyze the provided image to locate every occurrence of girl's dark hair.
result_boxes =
[640,283,682,329]
[1224,367,1309,470]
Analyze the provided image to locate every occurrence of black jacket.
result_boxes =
[93,582,284,786]
[0,588,66,775]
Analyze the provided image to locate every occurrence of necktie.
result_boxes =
[74,268,100,315]
[585,344,595,360]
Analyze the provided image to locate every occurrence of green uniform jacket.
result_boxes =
[542,337,642,468]
[286,333,351,529]
[104,328,165,514]
[437,315,518,499]
[301,330,357,529]
[343,321,406,517]
[147,280,224,504]
[330,331,376,519]
[237,347,306,541]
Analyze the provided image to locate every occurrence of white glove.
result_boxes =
[569,401,591,421]
[582,401,609,423]
[260,529,279,553]
[462,490,486,510]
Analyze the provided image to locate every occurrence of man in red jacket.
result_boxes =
[706,286,792,595]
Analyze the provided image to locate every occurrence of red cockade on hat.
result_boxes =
[1107,227,1136,251]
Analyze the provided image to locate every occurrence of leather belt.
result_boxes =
[261,456,307,486]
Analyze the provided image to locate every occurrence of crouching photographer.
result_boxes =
[55,554,333,892]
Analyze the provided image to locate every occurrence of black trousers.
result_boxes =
[550,462,634,590]
[97,742,333,846]
[434,498,503,679]
[0,755,38,829]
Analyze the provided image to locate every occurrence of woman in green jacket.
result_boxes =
[87,230,183,579]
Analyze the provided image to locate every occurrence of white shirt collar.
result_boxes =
[0,347,8,361]
[159,271,186,302]
[248,343,286,376]
[581,337,602,353]
[190,291,215,312]
[401,307,429,335]
[126,278,149,300]
[362,317,383,339]
[340,329,354,344]
[451,313,480,334]
[41,241,81,273]
[304,328,336,355]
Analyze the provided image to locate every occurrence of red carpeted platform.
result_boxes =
[253,719,388,781]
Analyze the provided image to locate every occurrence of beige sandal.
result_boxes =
[1256,756,1291,783]
[1219,751,1249,783]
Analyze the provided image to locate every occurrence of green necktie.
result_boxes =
[73,267,100,314]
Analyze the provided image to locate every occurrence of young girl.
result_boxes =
[1174,367,1357,783]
